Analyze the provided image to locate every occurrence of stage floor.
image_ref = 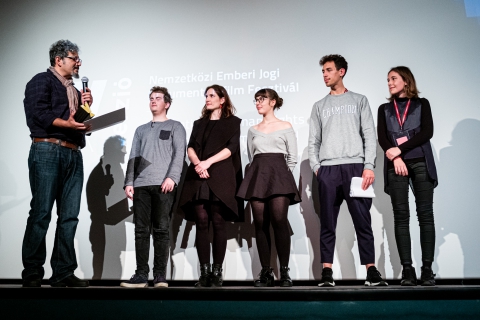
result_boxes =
[3,282,480,319]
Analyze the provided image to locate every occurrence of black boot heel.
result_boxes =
[254,267,275,287]
[211,264,223,287]
[280,266,293,287]
[195,263,211,287]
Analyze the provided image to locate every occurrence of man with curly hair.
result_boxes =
[22,40,92,287]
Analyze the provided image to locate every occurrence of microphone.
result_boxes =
[105,164,111,176]
[81,76,89,93]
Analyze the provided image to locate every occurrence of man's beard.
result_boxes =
[72,71,80,79]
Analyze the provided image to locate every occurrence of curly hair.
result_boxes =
[49,40,79,66]
[200,84,236,119]
[319,54,348,78]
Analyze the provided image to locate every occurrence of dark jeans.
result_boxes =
[133,185,175,277]
[387,161,435,265]
[317,164,375,265]
[22,142,83,283]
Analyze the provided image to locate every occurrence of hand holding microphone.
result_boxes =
[81,76,93,106]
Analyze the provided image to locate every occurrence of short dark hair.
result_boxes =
[319,54,348,77]
[150,86,172,113]
[49,40,79,66]
[387,66,420,101]
[254,88,284,110]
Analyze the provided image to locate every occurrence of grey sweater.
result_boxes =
[308,91,376,173]
[125,119,186,187]
[247,127,298,171]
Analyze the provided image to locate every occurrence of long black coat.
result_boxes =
[179,115,244,221]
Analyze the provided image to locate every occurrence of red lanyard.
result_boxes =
[393,99,411,130]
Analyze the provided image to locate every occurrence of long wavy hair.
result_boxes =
[200,84,236,119]
[388,66,420,101]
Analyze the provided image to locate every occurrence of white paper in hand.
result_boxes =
[350,177,375,198]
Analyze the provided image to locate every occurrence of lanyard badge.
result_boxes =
[392,99,411,146]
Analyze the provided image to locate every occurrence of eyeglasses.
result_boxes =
[65,56,82,64]
[253,97,267,104]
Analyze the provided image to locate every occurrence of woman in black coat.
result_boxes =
[178,84,242,287]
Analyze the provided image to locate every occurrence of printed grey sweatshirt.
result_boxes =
[308,91,376,173]
[125,119,186,187]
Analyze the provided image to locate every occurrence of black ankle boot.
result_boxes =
[195,263,211,287]
[280,266,293,287]
[254,267,275,287]
[211,264,223,287]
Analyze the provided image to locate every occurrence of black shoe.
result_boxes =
[51,275,89,287]
[365,266,388,286]
[254,267,274,287]
[280,266,293,287]
[211,264,223,287]
[195,263,211,287]
[22,275,42,287]
[153,274,168,288]
[420,266,436,286]
[120,274,148,288]
[318,267,335,287]
[400,267,417,286]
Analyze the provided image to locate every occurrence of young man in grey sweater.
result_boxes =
[308,54,387,287]
[121,87,186,288]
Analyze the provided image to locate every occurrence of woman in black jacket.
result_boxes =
[377,66,438,286]
[178,84,242,287]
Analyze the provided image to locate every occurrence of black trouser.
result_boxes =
[387,161,435,265]
[133,186,175,277]
[317,164,375,265]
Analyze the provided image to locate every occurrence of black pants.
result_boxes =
[387,161,435,265]
[317,164,375,265]
[133,186,175,277]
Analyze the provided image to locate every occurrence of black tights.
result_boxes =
[194,201,227,265]
[251,196,291,267]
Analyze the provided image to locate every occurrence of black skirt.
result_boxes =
[237,153,301,205]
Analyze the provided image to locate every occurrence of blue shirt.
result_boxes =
[24,69,85,148]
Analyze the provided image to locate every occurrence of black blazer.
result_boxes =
[178,115,244,221]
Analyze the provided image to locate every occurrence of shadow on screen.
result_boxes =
[86,136,132,280]
[435,118,480,278]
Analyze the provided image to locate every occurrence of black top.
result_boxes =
[377,97,434,167]
[180,116,243,221]
[202,120,218,150]
[24,69,85,148]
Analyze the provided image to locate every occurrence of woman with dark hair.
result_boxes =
[178,84,243,287]
[377,66,438,286]
[237,88,300,287]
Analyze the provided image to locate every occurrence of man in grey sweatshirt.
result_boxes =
[121,86,186,288]
[308,54,386,287]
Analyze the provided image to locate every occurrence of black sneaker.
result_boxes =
[420,266,436,286]
[153,274,168,288]
[23,274,42,287]
[51,275,89,287]
[318,267,335,287]
[400,267,417,286]
[365,266,388,286]
[120,274,148,288]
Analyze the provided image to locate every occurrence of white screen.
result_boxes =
[1,0,479,280]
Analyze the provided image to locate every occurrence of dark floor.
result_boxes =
[2,281,480,319]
